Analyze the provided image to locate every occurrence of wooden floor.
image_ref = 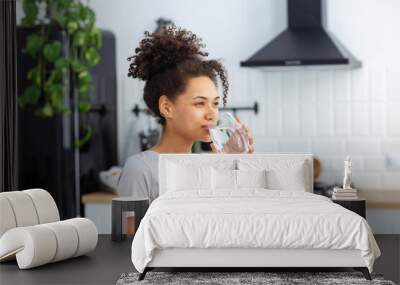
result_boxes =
[0,235,398,285]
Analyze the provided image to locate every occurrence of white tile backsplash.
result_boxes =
[330,156,363,172]
[254,64,399,192]
[300,104,317,137]
[352,174,382,191]
[333,70,351,102]
[248,71,267,137]
[368,67,386,102]
[282,104,300,136]
[363,156,387,172]
[351,69,369,101]
[299,71,316,104]
[387,67,400,100]
[266,73,283,105]
[346,139,380,154]
[369,102,385,136]
[277,139,311,153]
[387,101,400,137]
[352,102,369,136]
[316,70,333,104]
[383,173,400,190]
[334,102,351,136]
[383,140,400,153]
[253,137,278,152]
[265,73,283,137]
[312,139,346,154]
[316,104,334,136]
[282,72,299,105]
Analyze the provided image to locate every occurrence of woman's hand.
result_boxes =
[236,116,254,153]
[210,117,254,153]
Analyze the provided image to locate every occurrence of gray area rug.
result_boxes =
[116,271,396,285]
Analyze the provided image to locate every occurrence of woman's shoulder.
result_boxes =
[124,150,158,171]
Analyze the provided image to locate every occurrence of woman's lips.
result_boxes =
[201,127,210,133]
[201,124,216,129]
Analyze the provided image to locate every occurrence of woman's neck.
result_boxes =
[149,126,193,154]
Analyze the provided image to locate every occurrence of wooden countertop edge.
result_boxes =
[82,192,117,204]
[367,202,400,209]
[360,190,400,209]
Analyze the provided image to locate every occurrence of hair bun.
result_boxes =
[128,25,209,81]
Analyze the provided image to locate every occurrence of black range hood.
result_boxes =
[241,0,361,69]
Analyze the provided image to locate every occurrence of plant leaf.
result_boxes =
[55,15,67,27]
[54,58,70,76]
[71,59,86,73]
[47,69,63,85]
[72,31,87,47]
[47,84,64,111]
[78,101,91,113]
[74,125,93,149]
[27,67,41,87]
[26,34,44,58]
[19,85,41,107]
[56,0,71,10]
[90,28,102,49]
[43,41,62,62]
[67,21,78,34]
[78,70,91,84]
[21,0,38,27]
[36,103,54,117]
[78,83,90,97]
[55,58,70,69]
[84,47,100,66]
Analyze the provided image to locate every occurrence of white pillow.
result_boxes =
[236,169,268,189]
[211,168,268,190]
[267,165,306,191]
[237,159,307,191]
[167,162,212,192]
[212,168,237,190]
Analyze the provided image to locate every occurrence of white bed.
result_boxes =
[131,153,381,281]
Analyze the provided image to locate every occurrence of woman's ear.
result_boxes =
[159,95,173,118]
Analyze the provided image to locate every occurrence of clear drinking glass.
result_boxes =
[209,112,249,153]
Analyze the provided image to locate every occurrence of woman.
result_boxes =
[117,25,254,201]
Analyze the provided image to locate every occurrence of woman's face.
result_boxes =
[168,76,220,142]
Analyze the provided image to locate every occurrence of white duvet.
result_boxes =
[131,189,381,273]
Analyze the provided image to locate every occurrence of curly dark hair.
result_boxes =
[127,25,229,126]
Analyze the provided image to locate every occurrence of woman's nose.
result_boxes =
[205,104,218,121]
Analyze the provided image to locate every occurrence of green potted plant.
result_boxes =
[19,0,102,148]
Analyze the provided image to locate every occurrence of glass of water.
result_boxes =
[209,112,249,153]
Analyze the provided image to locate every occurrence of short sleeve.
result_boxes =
[117,156,150,199]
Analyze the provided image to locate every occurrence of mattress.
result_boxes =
[131,189,381,273]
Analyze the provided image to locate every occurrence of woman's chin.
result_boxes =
[197,128,212,142]
[199,134,212,143]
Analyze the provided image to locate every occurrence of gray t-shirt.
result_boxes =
[117,150,159,202]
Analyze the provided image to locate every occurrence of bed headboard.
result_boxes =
[159,153,314,195]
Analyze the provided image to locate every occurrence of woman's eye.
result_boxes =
[194,102,219,107]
